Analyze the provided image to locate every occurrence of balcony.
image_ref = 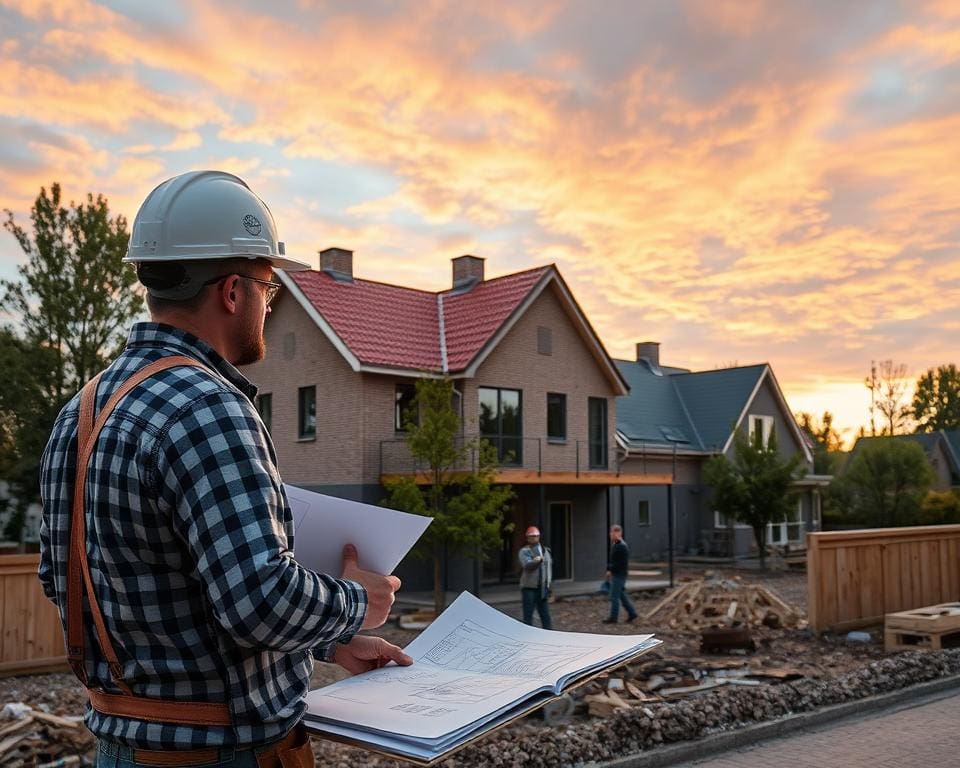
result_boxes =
[378,434,673,486]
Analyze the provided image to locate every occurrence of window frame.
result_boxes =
[478,386,523,465]
[587,396,608,469]
[298,385,316,441]
[748,414,775,447]
[394,383,418,432]
[637,499,651,527]
[546,392,567,443]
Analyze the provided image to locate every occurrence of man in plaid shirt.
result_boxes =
[39,171,408,765]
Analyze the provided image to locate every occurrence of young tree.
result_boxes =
[912,364,960,432]
[865,359,912,435]
[703,429,805,569]
[795,411,844,475]
[1,184,143,536]
[834,440,934,527]
[385,378,514,615]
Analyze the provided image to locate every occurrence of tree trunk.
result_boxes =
[753,526,766,570]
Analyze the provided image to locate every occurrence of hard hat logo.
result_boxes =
[242,214,262,236]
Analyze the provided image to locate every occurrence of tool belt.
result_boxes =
[69,357,232,727]
[100,722,314,767]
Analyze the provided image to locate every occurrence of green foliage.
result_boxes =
[912,364,960,432]
[703,428,805,568]
[1,184,143,539]
[832,440,935,527]
[795,410,844,475]
[917,490,960,525]
[385,378,514,613]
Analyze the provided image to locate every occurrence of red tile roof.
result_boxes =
[287,266,551,372]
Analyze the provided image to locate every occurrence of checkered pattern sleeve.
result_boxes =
[153,390,366,650]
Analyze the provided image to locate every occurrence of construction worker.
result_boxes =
[38,171,409,766]
[603,524,638,624]
[518,525,553,629]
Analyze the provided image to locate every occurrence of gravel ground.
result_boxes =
[2,568,923,767]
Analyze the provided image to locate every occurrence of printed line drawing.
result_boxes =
[424,620,597,677]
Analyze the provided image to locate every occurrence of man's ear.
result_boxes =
[219,274,240,314]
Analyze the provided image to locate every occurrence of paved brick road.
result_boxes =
[678,691,960,768]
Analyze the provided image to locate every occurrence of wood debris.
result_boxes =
[0,703,92,768]
[644,575,806,632]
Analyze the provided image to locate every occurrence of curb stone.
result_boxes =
[591,673,960,768]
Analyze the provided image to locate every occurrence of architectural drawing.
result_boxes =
[424,620,597,678]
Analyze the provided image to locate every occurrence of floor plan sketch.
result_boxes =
[424,620,598,677]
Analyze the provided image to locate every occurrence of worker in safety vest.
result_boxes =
[39,171,409,766]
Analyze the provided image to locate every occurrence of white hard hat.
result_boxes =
[125,170,310,272]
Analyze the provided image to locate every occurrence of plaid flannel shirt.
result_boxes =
[39,322,366,749]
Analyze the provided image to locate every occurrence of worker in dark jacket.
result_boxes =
[603,524,638,624]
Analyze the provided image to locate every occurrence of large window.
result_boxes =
[298,386,316,439]
[479,387,522,464]
[588,397,608,469]
[395,383,417,432]
[256,393,272,434]
[547,392,566,442]
[768,500,804,546]
[749,414,775,447]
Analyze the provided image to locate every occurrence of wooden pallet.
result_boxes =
[884,603,960,652]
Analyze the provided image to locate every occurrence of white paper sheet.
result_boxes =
[284,483,431,575]
[305,591,660,743]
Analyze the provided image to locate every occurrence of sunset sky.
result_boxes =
[1,1,958,445]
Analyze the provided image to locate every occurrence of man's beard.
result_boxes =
[235,304,267,366]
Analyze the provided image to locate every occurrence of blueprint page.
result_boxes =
[305,591,655,741]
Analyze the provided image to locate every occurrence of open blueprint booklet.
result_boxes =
[304,591,661,764]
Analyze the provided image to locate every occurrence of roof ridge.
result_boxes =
[674,362,769,377]
[439,264,553,296]
[671,377,706,451]
[437,293,448,373]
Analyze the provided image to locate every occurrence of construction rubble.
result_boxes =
[0,702,92,767]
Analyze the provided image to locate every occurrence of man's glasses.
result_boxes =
[203,274,282,305]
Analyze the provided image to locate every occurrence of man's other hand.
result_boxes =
[334,635,413,675]
[342,544,401,629]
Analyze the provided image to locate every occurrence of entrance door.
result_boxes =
[548,502,573,580]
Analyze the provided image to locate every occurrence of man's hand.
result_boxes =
[605,570,612,580]
[534,555,543,563]
[342,544,401,629]
[334,635,413,676]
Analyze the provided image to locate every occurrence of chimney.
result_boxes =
[452,255,484,290]
[319,247,353,281]
[636,341,660,368]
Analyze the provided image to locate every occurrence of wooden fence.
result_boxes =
[807,525,960,633]
[0,554,66,675]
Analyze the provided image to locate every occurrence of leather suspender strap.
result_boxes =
[68,356,233,726]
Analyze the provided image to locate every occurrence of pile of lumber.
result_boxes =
[579,657,806,717]
[0,703,92,767]
[644,576,805,631]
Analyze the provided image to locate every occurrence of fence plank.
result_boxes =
[0,555,65,675]
[807,525,960,632]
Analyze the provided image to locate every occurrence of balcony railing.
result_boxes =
[378,434,623,478]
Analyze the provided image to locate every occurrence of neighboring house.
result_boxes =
[847,431,960,491]
[245,249,669,592]
[614,343,830,560]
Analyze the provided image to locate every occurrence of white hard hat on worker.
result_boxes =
[125,170,310,300]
